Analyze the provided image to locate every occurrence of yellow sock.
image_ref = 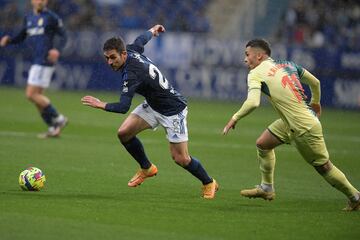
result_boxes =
[322,164,359,199]
[257,148,275,185]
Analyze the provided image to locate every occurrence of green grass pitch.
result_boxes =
[0,87,359,239]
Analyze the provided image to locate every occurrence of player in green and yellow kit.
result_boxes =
[223,39,360,211]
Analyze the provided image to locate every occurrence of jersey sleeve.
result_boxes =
[247,70,262,91]
[230,71,262,121]
[300,69,321,104]
[126,31,153,54]
[292,61,305,78]
[232,88,261,121]
[10,17,27,44]
[104,70,140,114]
[51,14,67,51]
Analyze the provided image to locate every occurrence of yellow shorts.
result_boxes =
[268,119,329,166]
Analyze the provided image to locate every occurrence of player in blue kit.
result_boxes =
[0,0,68,138]
[81,24,218,199]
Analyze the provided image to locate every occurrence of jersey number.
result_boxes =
[149,64,169,89]
[281,73,306,103]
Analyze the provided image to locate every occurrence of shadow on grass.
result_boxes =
[2,190,341,213]
[1,190,125,201]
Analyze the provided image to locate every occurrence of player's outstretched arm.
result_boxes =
[82,95,132,114]
[149,24,165,37]
[130,24,165,54]
[222,88,261,135]
[81,96,107,110]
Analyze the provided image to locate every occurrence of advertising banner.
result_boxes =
[0,31,359,108]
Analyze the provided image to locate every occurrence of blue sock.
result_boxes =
[184,157,212,185]
[41,104,59,126]
[122,137,151,169]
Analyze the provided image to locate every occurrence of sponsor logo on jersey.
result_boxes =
[38,18,44,26]
[27,27,45,36]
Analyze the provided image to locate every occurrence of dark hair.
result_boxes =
[246,39,271,56]
[103,37,126,53]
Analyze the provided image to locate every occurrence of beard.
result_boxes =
[111,65,120,71]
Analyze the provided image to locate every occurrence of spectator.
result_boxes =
[276,0,360,51]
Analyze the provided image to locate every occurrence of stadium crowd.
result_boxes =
[0,0,211,32]
[1,0,358,48]
[275,0,360,51]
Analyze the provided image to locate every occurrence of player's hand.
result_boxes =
[47,48,60,64]
[81,96,106,110]
[223,118,237,135]
[0,35,10,47]
[310,103,321,118]
[149,25,165,37]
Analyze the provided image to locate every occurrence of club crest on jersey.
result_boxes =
[38,18,44,26]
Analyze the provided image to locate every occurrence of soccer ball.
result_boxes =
[19,167,46,191]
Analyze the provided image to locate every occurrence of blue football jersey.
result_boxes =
[105,31,187,116]
[10,8,67,66]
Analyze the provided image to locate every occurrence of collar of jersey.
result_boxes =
[32,8,48,16]
[119,55,131,72]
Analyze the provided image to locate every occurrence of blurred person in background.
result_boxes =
[0,0,68,138]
